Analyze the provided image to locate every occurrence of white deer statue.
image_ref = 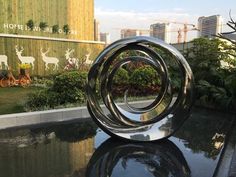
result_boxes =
[0,55,8,69]
[15,45,35,69]
[64,48,79,69]
[84,52,92,65]
[40,48,59,70]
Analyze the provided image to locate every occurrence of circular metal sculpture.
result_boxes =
[86,36,194,141]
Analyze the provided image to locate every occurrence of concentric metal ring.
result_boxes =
[86,36,194,141]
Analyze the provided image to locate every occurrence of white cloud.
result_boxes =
[95,8,199,42]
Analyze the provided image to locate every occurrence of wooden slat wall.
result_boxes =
[0,0,94,40]
[0,36,104,76]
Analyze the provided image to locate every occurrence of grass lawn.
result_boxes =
[0,87,41,115]
[0,86,161,115]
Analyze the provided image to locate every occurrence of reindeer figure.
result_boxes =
[64,48,79,70]
[84,52,92,65]
[79,52,92,71]
[15,45,35,69]
[40,48,59,70]
[0,55,8,69]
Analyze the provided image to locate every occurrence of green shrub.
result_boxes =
[26,71,87,110]
[113,68,129,85]
[26,90,59,110]
[130,66,160,87]
[52,71,87,92]
[51,71,87,104]
[32,77,54,88]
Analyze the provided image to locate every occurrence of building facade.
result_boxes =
[0,0,94,40]
[100,32,110,44]
[94,19,100,41]
[150,23,171,43]
[0,0,104,75]
[198,15,223,38]
[121,29,141,39]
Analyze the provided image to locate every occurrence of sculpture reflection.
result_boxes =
[86,138,191,177]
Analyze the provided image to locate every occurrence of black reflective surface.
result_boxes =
[87,139,191,177]
[0,107,234,177]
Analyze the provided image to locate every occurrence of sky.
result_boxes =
[94,0,236,43]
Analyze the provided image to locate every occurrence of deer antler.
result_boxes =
[86,48,92,53]
[69,49,75,54]
[44,48,50,54]
[66,48,70,53]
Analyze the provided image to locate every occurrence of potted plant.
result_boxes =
[26,19,34,31]
[39,22,48,31]
[52,25,59,33]
[19,63,31,75]
[63,24,70,35]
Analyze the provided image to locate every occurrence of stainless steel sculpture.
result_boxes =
[86,36,194,141]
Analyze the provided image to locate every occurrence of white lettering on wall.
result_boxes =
[33,26,40,32]
[2,23,78,35]
[3,23,8,28]
[58,29,63,33]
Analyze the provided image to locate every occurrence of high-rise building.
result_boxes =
[121,29,141,39]
[94,19,100,41]
[150,23,171,43]
[198,15,223,38]
[100,32,111,44]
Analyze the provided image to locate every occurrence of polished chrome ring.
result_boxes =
[86,36,194,141]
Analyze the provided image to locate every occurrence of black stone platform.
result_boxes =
[0,107,234,177]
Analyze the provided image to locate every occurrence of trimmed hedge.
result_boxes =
[111,66,161,97]
[113,68,129,85]
[26,67,163,110]
[26,71,87,110]
[129,66,161,87]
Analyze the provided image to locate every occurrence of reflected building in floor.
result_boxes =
[0,129,95,177]
[69,137,95,176]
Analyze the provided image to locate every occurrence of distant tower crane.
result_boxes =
[177,26,199,43]
[154,20,197,43]
[173,22,196,43]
